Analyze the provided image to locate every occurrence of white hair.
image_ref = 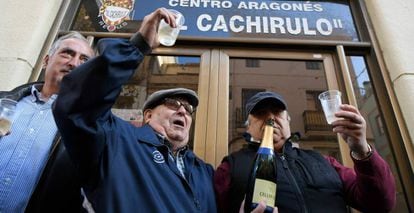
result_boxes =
[48,32,89,56]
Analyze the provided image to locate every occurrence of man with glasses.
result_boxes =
[142,88,198,156]
[52,8,219,212]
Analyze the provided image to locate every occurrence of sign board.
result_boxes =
[130,0,359,41]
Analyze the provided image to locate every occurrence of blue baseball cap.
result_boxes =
[246,91,287,116]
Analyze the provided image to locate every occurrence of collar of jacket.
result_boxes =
[281,140,297,159]
[135,124,196,157]
[0,82,44,101]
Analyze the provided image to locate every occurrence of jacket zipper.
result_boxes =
[280,155,309,213]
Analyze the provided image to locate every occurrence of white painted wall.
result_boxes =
[364,0,414,172]
[0,0,63,90]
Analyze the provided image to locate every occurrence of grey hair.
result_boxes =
[48,32,89,56]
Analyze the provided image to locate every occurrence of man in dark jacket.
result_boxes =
[214,91,396,213]
[52,8,220,213]
[0,32,94,212]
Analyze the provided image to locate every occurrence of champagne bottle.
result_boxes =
[244,119,277,213]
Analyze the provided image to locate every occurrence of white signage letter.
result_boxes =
[246,16,262,33]
[197,14,212,31]
[302,18,316,35]
[270,17,285,34]
[229,15,245,32]
[213,15,229,32]
[316,18,332,35]
[169,0,178,6]
[286,18,301,35]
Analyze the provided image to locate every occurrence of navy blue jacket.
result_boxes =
[53,35,217,212]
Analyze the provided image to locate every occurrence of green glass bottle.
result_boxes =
[244,119,277,213]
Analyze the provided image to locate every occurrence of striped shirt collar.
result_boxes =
[155,133,188,156]
[155,133,188,179]
[30,85,57,104]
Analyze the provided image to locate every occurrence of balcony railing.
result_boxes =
[303,110,331,132]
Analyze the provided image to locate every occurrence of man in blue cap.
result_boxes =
[214,91,396,213]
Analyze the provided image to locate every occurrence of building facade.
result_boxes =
[1,0,413,211]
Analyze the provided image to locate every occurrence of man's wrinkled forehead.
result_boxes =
[59,38,94,57]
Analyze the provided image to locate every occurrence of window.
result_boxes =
[306,61,322,70]
[229,58,334,155]
[306,91,323,111]
[241,89,265,121]
[245,59,260,68]
[348,55,409,212]
[376,115,385,135]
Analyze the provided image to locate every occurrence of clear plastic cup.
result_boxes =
[0,98,17,136]
[318,90,342,124]
[158,9,185,46]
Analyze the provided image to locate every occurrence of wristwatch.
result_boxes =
[351,144,373,161]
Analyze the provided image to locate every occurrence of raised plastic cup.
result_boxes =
[0,98,17,136]
[158,9,185,46]
[318,90,342,124]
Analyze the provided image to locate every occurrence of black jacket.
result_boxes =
[224,140,347,213]
[0,82,83,212]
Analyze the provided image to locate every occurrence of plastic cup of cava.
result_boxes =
[318,90,342,124]
[0,98,17,136]
[158,9,185,46]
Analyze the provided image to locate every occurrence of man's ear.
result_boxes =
[285,111,291,122]
[144,109,152,123]
[42,55,50,69]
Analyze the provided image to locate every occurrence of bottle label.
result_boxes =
[253,179,276,206]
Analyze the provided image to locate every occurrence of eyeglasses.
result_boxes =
[163,98,195,115]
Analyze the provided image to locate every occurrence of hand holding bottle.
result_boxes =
[239,199,279,213]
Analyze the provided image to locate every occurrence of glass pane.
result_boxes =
[228,58,341,161]
[347,56,409,212]
[112,55,201,150]
[71,0,140,33]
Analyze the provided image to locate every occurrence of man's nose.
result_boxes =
[68,56,82,68]
[266,116,280,128]
[177,105,188,114]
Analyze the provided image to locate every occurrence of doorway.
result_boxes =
[193,48,348,167]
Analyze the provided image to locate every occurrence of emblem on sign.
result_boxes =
[99,0,134,31]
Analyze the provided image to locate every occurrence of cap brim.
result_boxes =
[143,88,199,112]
